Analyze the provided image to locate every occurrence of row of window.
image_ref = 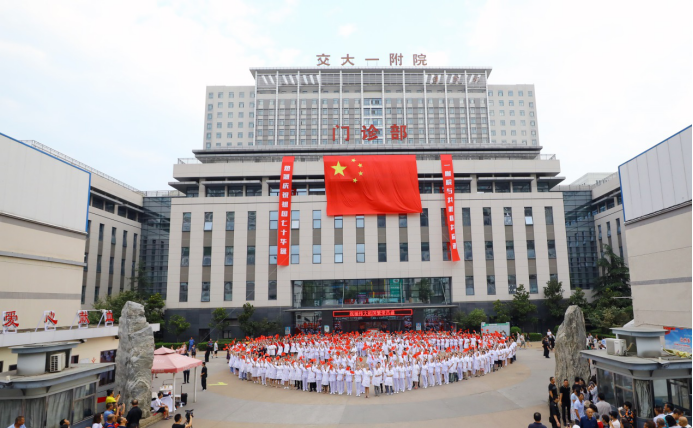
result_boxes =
[206,132,253,139]
[210,91,253,99]
[182,237,556,268]
[179,280,273,302]
[183,207,555,232]
[597,219,622,239]
[489,110,535,117]
[256,98,491,107]
[255,107,490,116]
[90,196,140,222]
[208,122,255,129]
[488,90,533,97]
[87,221,139,249]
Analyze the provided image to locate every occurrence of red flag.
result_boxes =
[323,155,422,215]
[277,156,295,265]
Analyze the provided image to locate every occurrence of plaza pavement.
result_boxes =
[150,342,555,427]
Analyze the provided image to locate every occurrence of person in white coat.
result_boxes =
[361,365,372,399]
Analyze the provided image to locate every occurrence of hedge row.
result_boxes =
[155,340,240,352]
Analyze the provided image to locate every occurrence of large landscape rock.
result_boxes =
[115,301,154,418]
[554,305,591,385]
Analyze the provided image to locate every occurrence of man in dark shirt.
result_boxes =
[548,377,558,404]
[528,412,548,428]
[559,379,572,426]
[201,362,208,390]
[549,399,561,428]
[125,399,143,428]
[171,413,192,428]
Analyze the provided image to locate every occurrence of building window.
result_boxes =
[487,275,496,295]
[547,240,556,258]
[508,275,517,294]
[477,182,493,193]
[182,212,191,231]
[269,211,278,230]
[356,215,365,228]
[529,275,538,294]
[400,243,409,261]
[247,246,255,265]
[483,207,492,226]
[181,247,189,266]
[503,207,513,225]
[616,218,621,235]
[312,210,322,229]
[420,208,429,227]
[462,208,471,226]
[269,246,277,264]
[226,212,235,230]
[268,280,277,301]
[206,186,225,197]
[465,276,474,295]
[377,215,386,228]
[99,224,104,241]
[111,227,117,244]
[443,243,451,261]
[356,243,365,263]
[202,247,212,266]
[108,256,114,274]
[246,281,255,301]
[334,216,343,229]
[524,207,533,225]
[527,240,536,259]
[122,230,127,247]
[495,182,510,193]
[225,246,234,266]
[463,241,473,260]
[607,221,612,237]
[506,241,515,259]
[545,207,554,225]
[421,242,430,261]
[248,211,256,230]
[179,283,188,302]
[334,245,342,263]
[378,243,387,262]
[312,245,321,264]
[223,282,232,301]
[201,282,210,302]
[204,212,213,231]
[485,241,494,260]
[291,210,300,229]
[399,214,407,228]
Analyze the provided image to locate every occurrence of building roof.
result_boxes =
[250,66,493,75]
[0,363,114,389]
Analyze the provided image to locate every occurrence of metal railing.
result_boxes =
[141,190,184,197]
[22,140,142,193]
[594,172,619,187]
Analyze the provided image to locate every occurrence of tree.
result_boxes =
[145,293,166,327]
[238,303,256,337]
[568,288,588,308]
[169,315,191,341]
[128,263,154,296]
[543,279,566,319]
[418,279,432,304]
[493,300,511,323]
[92,290,166,333]
[594,245,630,298]
[510,284,538,329]
[209,307,232,339]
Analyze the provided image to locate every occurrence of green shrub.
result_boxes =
[528,333,543,342]
[510,326,522,336]
[155,339,240,352]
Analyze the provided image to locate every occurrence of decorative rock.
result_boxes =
[554,305,591,385]
[115,301,154,418]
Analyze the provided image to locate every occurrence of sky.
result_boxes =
[0,0,691,191]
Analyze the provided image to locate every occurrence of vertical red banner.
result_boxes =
[440,155,461,261]
[277,156,295,266]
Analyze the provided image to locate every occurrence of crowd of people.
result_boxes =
[225,330,518,398]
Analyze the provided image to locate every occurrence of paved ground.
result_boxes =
[150,343,555,427]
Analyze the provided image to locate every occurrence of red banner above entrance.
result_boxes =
[333,309,413,318]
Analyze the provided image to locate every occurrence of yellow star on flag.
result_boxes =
[353,178,358,183]
[351,158,356,162]
[331,161,347,176]
[359,171,363,176]
[358,163,362,167]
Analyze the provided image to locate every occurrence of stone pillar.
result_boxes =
[116,301,154,418]
[554,305,591,385]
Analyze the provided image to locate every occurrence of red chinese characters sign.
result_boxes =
[277,157,295,266]
[441,155,460,261]
[3,311,18,333]
[333,309,413,318]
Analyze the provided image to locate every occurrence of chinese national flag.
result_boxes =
[323,155,422,215]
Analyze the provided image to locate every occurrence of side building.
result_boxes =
[20,141,145,306]
[553,171,628,291]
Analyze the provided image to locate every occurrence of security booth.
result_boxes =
[580,327,692,427]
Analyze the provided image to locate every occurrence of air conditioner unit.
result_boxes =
[606,338,626,356]
[49,354,66,373]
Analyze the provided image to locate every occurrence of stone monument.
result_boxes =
[554,305,591,385]
[115,301,154,417]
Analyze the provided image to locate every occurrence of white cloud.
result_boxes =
[338,24,356,37]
